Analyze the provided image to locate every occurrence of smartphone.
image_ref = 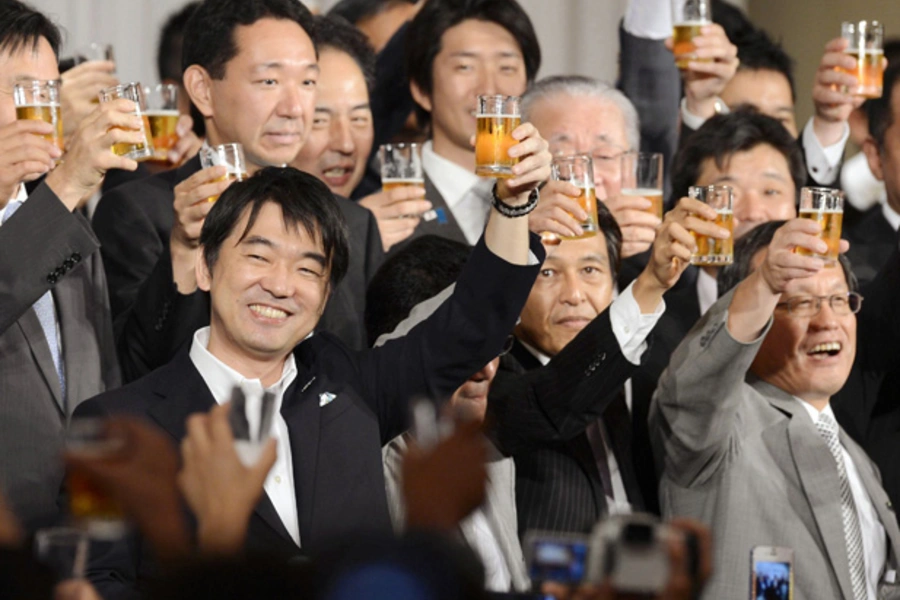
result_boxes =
[750,546,793,600]
[523,531,591,584]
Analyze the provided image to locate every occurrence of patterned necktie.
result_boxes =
[816,412,867,600]
[3,200,66,402]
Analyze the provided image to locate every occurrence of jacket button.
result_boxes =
[47,274,57,284]
[71,252,81,262]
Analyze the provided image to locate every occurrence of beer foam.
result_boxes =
[475,113,520,119]
[621,188,663,196]
[800,208,843,214]
[382,178,425,185]
[674,20,711,26]
[18,102,59,108]
[145,109,180,116]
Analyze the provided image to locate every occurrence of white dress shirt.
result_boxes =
[623,0,672,40]
[796,399,887,599]
[421,141,495,246]
[519,281,665,511]
[882,201,900,233]
[842,151,887,213]
[696,267,719,317]
[189,327,302,547]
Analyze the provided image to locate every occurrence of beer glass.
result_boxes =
[228,386,276,467]
[797,187,844,266]
[841,21,885,98]
[199,143,248,202]
[143,84,180,163]
[475,95,521,178]
[98,82,154,161]
[66,419,126,539]
[620,152,664,220]
[551,155,598,240]
[379,143,425,192]
[13,79,63,152]
[688,185,733,266]
[672,0,712,69]
[73,42,115,66]
[34,527,89,581]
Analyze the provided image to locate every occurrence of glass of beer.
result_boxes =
[13,79,64,153]
[841,21,885,98]
[797,187,844,266]
[688,185,733,266]
[551,154,598,240]
[73,42,115,66]
[34,527,90,581]
[621,152,664,220]
[475,95,521,178]
[200,143,248,202]
[672,0,712,69]
[379,142,425,192]
[66,419,127,539]
[144,84,180,163]
[98,82,154,161]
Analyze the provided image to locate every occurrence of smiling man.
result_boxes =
[651,219,900,599]
[92,0,386,379]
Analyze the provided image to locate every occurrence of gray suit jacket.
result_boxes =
[382,435,530,593]
[650,290,900,600]
[0,184,120,529]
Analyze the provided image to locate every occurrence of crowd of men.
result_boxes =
[2,0,900,598]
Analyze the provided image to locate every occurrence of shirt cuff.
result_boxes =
[680,97,709,131]
[609,281,665,365]
[802,117,849,185]
[623,0,673,40]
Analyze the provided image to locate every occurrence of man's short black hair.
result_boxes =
[200,167,349,290]
[182,0,317,80]
[157,2,200,83]
[0,0,61,60]
[671,108,807,203]
[711,0,756,45]
[406,0,541,129]
[328,0,417,25]
[595,201,623,286]
[868,62,900,150]
[717,220,858,296]
[733,28,796,102]
[315,15,377,94]
[365,235,471,345]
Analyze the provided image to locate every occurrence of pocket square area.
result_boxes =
[319,392,336,407]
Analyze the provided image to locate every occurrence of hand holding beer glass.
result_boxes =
[98,82,154,161]
[688,185,734,266]
[199,143,248,202]
[796,187,843,266]
[475,95,521,178]
[621,152,664,221]
[66,419,127,539]
[840,21,886,98]
[550,155,598,240]
[144,84,180,163]
[672,0,712,70]
[14,79,64,153]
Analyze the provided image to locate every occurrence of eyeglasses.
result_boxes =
[551,142,628,181]
[775,292,863,318]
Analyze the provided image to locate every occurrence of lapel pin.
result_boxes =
[319,392,336,407]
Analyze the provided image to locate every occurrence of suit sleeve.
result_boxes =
[114,245,209,383]
[649,289,772,488]
[362,235,544,444]
[0,183,99,335]
[91,183,167,322]
[487,311,639,456]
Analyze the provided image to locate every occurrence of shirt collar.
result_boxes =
[696,268,719,316]
[421,140,484,209]
[14,184,26,202]
[517,338,552,366]
[882,201,900,232]
[189,326,299,406]
[793,396,835,424]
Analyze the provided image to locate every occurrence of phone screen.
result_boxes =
[752,561,792,600]
[528,539,589,583]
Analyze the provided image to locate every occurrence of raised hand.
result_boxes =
[359,185,432,252]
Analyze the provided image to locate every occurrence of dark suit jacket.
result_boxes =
[0,183,120,530]
[488,312,647,536]
[92,157,384,380]
[844,205,896,286]
[77,235,543,598]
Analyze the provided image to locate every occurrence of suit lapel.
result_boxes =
[146,354,296,548]
[756,381,856,600]
[417,174,470,245]
[16,307,62,412]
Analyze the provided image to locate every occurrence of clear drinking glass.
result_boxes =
[552,154,599,240]
[66,419,127,539]
[143,84,180,163]
[13,79,64,152]
[620,152,664,220]
[841,21,885,98]
[475,95,521,178]
[688,184,734,266]
[98,82,154,161]
[199,143,248,202]
[672,0,712,69]
[797,187,844,266]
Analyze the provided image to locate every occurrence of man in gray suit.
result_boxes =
[0,0,143,529]
[652,218,900,599]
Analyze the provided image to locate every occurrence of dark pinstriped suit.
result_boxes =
[486,312,649,536]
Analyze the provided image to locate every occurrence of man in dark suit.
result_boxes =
[403,0,541,247]
[0,0,150,530]
[92,0,383,374]
[80,98,551,595]
[845,64,900,286]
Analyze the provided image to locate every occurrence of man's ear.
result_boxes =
[183,65,214,118]
[196,249,213,292]
[409,80,433,114]
[862,136,885,183]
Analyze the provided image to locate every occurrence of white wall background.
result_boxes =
[30,0,746,89]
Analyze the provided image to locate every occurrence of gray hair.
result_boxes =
[521,75,641,152]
